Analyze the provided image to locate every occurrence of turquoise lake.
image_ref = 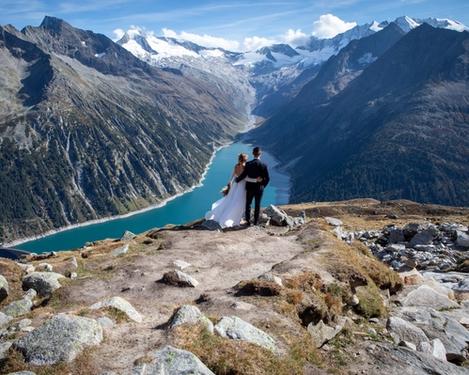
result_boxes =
[16,142,290,253]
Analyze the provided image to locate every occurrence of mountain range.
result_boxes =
[249,23,469,206]
[0,14,468,243]
[0,16,248,243]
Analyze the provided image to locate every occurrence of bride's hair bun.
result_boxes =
[238,153,248,163]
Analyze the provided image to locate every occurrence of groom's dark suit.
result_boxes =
[236,158,270,225]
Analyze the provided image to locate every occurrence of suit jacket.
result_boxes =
[236,158,270,191]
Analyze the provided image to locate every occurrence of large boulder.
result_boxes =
[409,226,439,247]
[132,345,214,375]
[112,244,129,257]
[90,296,143,323]
[401,285,458,310]
[22,272,64,296]
[169,305,213,333]
[264,205,292,226]
[0,275,9,302]
[214,316,277,352]
[161,270,199,288]
[325,217,343,227]
[386,317,429,346]
[13,314,103,365]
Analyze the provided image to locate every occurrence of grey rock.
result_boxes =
[120,230,136,241]
[409,227,438,247]
[2,293,34,318]
[398,340,416,351]
[161,270,199,288]
[388,227,405,244]
[97,316,115,330]
[456,230,469,248]
[16,263,35,274]
[6,372,37,375]
[401,285,458,309]
[214,316,277,351]
[169,305,213,333]
[14,314,103,365]
[0,340,12,359]
[308,320,342,348]
[431,338,446,361]
[112,244,129,257]
[258,273,283,287]
[0,275,9,302]
[325,217,343,227]
[386,317,429,346]
[132,345,214,375]
[22,272,64,296]
[172,260,191,270]
[36,263,53,272]
[0,311,12,327]
[264,205,290,226]
[90,296,143,323]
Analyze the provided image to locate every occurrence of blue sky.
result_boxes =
[1,0,468,50]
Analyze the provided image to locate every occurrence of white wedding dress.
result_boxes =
[205,176,246,228]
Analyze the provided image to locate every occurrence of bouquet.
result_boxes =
[221,183,231,196]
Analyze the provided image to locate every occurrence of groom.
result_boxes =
[236,146,270,225]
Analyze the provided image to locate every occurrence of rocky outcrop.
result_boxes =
[2,289,36,318]
[22,272,64,296]
[133,345,214,375]
[13,314,103,365]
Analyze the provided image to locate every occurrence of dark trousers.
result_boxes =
[245,186,263,224]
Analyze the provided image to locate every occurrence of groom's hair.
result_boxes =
[253,147,261,157]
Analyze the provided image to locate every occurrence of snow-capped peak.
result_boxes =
[369,21,383,32]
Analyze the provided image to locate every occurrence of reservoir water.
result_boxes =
[16,142,290,253]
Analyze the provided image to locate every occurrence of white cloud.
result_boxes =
[312,13,357,39]
[282,28,308,46]
[243,36,276,51]
[161,28,240,51]
[112,28,125,41]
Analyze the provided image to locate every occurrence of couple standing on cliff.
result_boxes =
[205,146,270,227]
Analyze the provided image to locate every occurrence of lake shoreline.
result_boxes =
[5,143,231,249]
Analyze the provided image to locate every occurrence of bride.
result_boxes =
[205,153,248,227]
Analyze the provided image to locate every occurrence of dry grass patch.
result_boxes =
[172,324,322,375]
[234,279,282,297]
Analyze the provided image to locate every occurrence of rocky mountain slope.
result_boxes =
[0,199,468,374]
[249,25,469,207]
[0,17,248,244]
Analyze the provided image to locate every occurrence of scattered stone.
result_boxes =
[112,244,129,257]
[29,252,56,261]
[90,296,143,323]
[230,301,254,311]
[2,289,36,317]
[350,295,360,306]
[325,217,343,227]
[120,230,136,241]
[133,345,214,375]
[386,317,429,346]
[6,372,37,375]
[36,263,53,272]
[169,305,213,333]
[69,272,78,280]
[453,279,469,301]
[431,338,447,361]
[97,316,115,330]
[369,318,380,324]
[172,259,191,270]
[214,316,277,352]
[0,340,12,359]
[258,273,283,287]
[0,311,12,327]
[409,227,438,247]
[368,328,377,336]
[22,272,64,297]
[13,314,103,365]
[0,275,9,302]
[308,320,342,348]
[16,263,35,274]
[401,285,458,309]
[161,270,199,288]
[264,205,294,226]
